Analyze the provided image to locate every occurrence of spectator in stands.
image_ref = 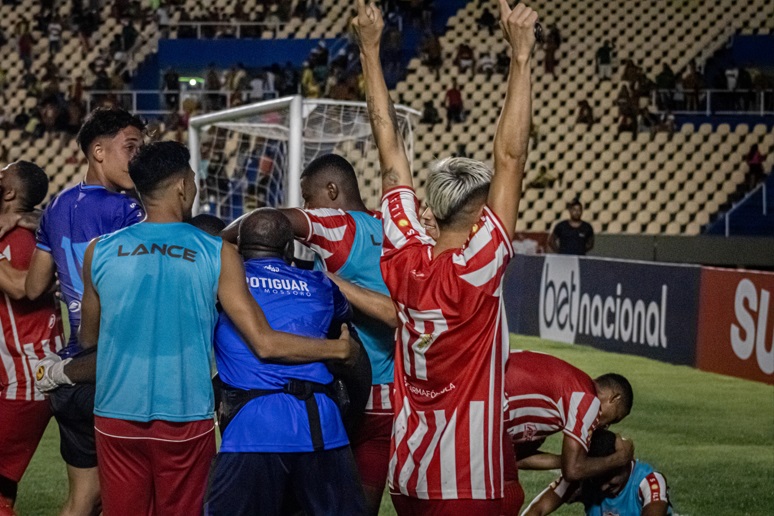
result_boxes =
[444,80,463,130]
[621,58,638,86]
[746,144,766,189]
[576,100,595,128]
[163,68,181,110]
[496,47,510,77]
[633,68,654,109]
[477,7,497,36]
[637,105,658,135]
[120,18,139,51]
[548,199,594,255]
[478,52,495,81]
[738,65,754,111]
[617,112,637,137]
[47,16,63,54]
[383,23,403,76]
[596,40,613,80]
[420,31,442,80]
[527,165,556,189]
[306,0,324,21]
[615,84,634,118]
[544,24,561,76]
[301,61,320,98]
[17,25,33,70]
[656,110,675,137]
[76,8,100,55]
[204,64,223,111]
[454,42,475,76]
[281,61,299,96]
[420,100,442,126]
[655,63,676,110]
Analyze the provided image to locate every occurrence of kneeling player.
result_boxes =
[505,351,634,481]
[522,429,672,516]
[204,208,366,515]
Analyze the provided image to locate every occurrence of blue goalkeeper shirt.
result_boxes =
[214,257,350,453]
[36,183,144,358]
[584,461,673,516]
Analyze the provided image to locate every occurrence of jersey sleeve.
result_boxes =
[638,472,669,507]
[330,281,352,327]
[36,208,52,252]
[381,187,433,253]
[4,229,36,269]
[550,476,582,503]
[451,206,515,296]
[562,393,601,451]
[296,208,356,273]
[115,197,145,229]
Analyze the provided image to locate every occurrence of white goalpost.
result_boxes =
[188,95,420,220]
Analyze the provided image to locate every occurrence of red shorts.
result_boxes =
[350,384,394,490]
[0,397,51,482]
[390,495,503,516]
[95,416,216,516]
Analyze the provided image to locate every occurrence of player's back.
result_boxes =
[381,190,514,499]
[215,257,345,391]
[90,222,220,422]
[214,257,350,453]
[37,183,143,356]
[505,351,598,445]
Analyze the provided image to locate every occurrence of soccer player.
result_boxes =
[26,107,145,516]
[353,0,537,513]
[205,208,365,515]
[522,429,672,516]
[0,162,64,513]
[505,351,634,480]
[224,153,397,514]
[77,141,357,515]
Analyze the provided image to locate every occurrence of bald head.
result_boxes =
[238,208,294,261]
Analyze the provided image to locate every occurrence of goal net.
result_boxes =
[188,96,420,222]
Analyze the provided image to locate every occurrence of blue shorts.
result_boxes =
[204,447,365,516]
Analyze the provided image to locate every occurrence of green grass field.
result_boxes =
[15,335,774,515]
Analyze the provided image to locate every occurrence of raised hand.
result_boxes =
[498,0,539,62]
[351,0,384,51]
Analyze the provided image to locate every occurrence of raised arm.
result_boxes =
[218,242,357,365]
[490,0,538,239]
[353,0,413,193]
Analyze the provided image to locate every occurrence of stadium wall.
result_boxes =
[504,255,774,384]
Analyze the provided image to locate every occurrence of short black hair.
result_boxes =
[569,197,583,209]
[189,214,226,236]
[128,141,191,196]
[76,107,146,156]
[301,154,360,199]
[588,429,617,458]
[238,208,294,257]
[595,373,634,413]
[10,161,49,210]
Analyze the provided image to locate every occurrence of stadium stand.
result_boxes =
[0,0,772,236]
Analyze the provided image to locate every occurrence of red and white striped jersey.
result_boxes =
[0,228,64,401]
[381,187,514,500]
[364,382,394,415]
[295,207,380,272]
[505,351,600,450]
